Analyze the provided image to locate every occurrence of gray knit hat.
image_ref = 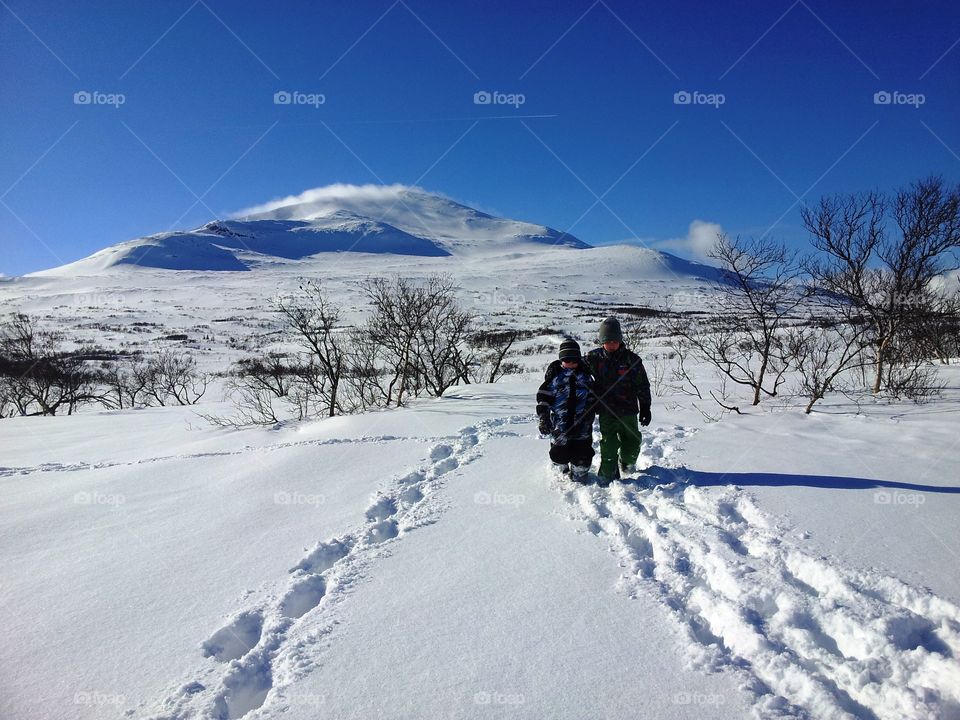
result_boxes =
[558,338,581,361]
[598,317,622,343]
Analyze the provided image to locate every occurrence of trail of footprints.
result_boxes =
[151,417,525,720]
[565,425,960,720]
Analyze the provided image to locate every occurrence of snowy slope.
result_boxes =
[0,240,726,390]
[31,185,590,275]
[3,184,959,720]
[2,381,959,720]
[237,183,591,256]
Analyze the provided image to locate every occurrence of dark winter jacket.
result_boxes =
[536,360,596,444]
[584,345,651,418]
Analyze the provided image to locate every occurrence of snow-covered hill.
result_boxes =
[33,185,591,275]
[2,185,958,720]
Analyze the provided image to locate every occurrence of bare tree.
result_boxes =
[0,314,103,416]
[908,288,960,365]
[361,275,461,406]
[456,329,521,384]
[660,334,740,421]
[344,327,391,411]
[708,233,810,405]
[412,286,476,397]
[100,356,150,409]
[217,354,302,425]
[802,177,960,394]
[276,281,348,417]
[141,349,208,406]
[0,382,14,418]
[786,320,867,413]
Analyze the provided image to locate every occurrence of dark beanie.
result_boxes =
[599,317,622,343]
[559,338,581,361]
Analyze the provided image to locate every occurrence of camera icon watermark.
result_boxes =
[73,90,126,108]
[72,292,123,309]
[474,491,525,507]
[873,490,925,507]
[473,90,526,109]
[474,290,526,308]
[274,90,326,108]
[74,491,125,508]
[74,690,125,706]
[873,90,924,108]
[473,690,524,706]
[667,290,709,311]
[673,90,725,108]
[674,691,725,706]
[274,490,325,507]
[286,693,326,707]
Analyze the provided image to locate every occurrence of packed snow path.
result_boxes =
[564,427,960,720]
[151,417,526,719]
[151,420,958,720]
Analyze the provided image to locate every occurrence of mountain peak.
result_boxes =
[36,185,590,275]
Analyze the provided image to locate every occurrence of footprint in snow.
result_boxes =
[279,574,326,619]
[365,495,397,523]
[291,537,352,574]
[365,518,399,545]
[201,611,263,662]
[429,444,453,461]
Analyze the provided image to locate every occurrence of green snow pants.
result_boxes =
[598,413,642,478]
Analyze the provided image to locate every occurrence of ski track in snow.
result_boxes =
[561,424,960,720]
[0,434,426,478]
[146,416,527,720]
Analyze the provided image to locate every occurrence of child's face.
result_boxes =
[561,359,579,368]
[602,340,621,352]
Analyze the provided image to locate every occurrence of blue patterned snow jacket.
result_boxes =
[536,360,597,445]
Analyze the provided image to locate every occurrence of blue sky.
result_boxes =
[2,0,959,274]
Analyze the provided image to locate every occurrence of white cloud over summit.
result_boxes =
[234,183,427,218]
[653,219,724,262]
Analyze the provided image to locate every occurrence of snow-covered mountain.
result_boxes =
[36,185,592,274]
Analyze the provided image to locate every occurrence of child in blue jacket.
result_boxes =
[536,338,596,482]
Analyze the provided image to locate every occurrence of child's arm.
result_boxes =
[536,375,555,423]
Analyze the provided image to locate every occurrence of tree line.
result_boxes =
[663,175,960,415]
[0,274,519,422]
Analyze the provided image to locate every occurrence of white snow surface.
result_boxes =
[1,190,959,720]
[2,378,959,720]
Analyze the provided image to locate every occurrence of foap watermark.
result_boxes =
[474,90,525,108]
[74,491,125,508]
[285,692,326,708]
[873,90,925,108]
[74,690,125,707]
[674,691,725,707]
[72,291,123,309]
[274,90,326,108]
[674,90,725,108]
[274,490,325,507]
[874,490,925,507]
[74,90,125,108]
[473,289,526,308]
[474,491,525,507]
[666,290,710,311]
[473,690,525,706]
